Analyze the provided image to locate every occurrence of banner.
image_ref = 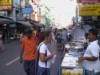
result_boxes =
[79,4,100,16]
[0,0,12,11]
[78,0,100,3]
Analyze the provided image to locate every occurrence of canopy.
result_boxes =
[0,17,15,24]
[16,21,33,27]
[17,20,43,27]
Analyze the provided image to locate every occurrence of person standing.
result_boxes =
[37,31,56,75]
[79,28,100,75]
[19,32,24,43]
[20,28,37,75]
[0,31,4,52]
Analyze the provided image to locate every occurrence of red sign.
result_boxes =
[78,0,100,3]
[0,6,12,11]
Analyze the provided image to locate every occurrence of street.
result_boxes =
[0,25,91,75]
[0,41,25,75]
[0,41,62,75]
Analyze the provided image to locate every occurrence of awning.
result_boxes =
[17,20,43,27]
[16,21,33,27]
[0,18,15,24]
[29,20,43,27]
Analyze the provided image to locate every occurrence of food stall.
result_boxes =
[59,41,85,75]
[61,53,84,75]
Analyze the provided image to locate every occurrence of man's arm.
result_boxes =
[84,56,98,61]
[79,56,98,62]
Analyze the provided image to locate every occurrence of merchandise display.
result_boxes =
[60,53,83,75]
[62,68,83,75]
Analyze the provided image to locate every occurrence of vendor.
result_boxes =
[79,28,100,75]
[63,41,74,53]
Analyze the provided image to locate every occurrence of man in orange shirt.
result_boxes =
[20,28,37,75]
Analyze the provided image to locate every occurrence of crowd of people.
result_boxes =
[19,26,73,75]
[1,24,100,75]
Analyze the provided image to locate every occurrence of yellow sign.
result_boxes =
[0,0,12,6]
[79,4,100,16]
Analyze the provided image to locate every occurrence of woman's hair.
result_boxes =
[38,31,51,44]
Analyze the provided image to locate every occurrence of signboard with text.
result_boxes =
[78,0,100,3]
[0,0,12,11]
[21,7,33,14]
[79,4,100,16]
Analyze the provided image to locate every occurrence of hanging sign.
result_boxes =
[78,0,100,3]
[79,4,100,16]
[0,0,12,11]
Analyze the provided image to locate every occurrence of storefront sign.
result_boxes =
[0,12,5,16]
[0,0,12,11]
[78,0,100,3]
[79,4,100,16]
[21,7,33,14]
[0,6,12,11]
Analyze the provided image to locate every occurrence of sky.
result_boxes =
[42,0,77,27]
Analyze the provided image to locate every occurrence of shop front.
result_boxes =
[0,17,16,42]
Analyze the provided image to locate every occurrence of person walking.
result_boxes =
[79,28,100,75]
[37,31,56,75]
[19,32,24,43]
[20,28,37,75]
[0,31,4,52]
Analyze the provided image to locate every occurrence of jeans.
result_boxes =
[38,66,50,75]
[85,69,100,75]
[23,60,35,75]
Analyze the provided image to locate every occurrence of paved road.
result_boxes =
[0,25,91,75]
[0,41,62,75]
[0,41,25,75]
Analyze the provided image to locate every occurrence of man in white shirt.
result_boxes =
[79,28,100,75]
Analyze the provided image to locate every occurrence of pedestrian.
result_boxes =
[79,28,100,75]
[0,31,4,52]
[84,33,89,42]
[19,32,24,43]
[37,31,56,75]
[62,28,67,44]
[84,33,89,50]
[20,28,37,75]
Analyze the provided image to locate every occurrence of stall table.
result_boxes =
[60,53,84,75]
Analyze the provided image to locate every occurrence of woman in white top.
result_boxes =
[37,31,56,75]
[79,28,100,75]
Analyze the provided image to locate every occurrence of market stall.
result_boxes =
[61,53,84,75]
[58,41,85,75]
